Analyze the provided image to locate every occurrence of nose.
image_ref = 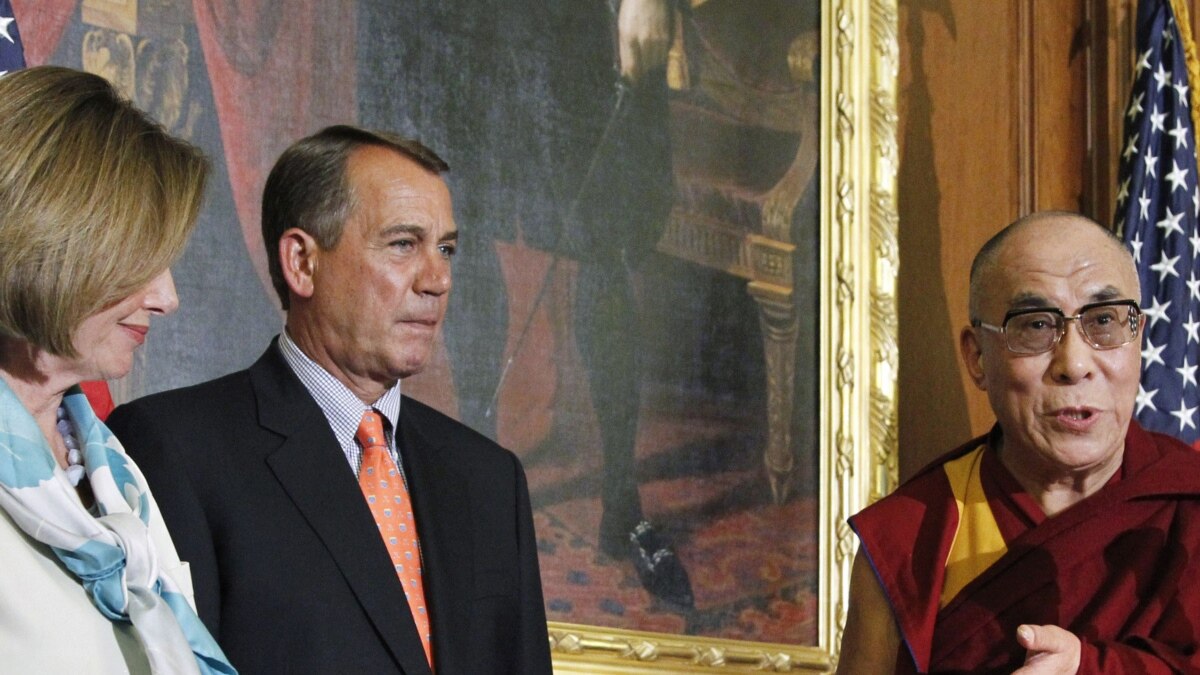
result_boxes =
[144,269,180,316]
[1048,318,1094,383]
[414,247,452,296]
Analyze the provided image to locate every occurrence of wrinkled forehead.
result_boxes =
[981,221,1141,314]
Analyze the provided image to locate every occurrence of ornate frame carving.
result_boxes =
[548,0,899,670]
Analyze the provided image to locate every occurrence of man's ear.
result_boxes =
[960,326,988,391]
[279,228,320,300]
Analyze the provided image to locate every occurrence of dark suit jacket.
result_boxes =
[108,343,552,675]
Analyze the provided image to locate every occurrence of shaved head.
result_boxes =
[958,209,1144,498]
[968,211,1136,322]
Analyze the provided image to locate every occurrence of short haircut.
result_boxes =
[967,211,1132,321]
[261,125,450,310]
[0,66,209,356]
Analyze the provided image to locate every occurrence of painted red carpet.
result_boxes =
[523,409,820,647]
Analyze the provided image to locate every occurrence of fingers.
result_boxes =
[1017,624,1038,651]
[619,39,641,82]
[1016,624,1071,654]
[1013,625,1081,675]
[620,36,669,84]
[617,0,673,84]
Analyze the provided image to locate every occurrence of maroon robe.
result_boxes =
[850,422,1200,674]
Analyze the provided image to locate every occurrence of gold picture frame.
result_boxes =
[546,0,899,670]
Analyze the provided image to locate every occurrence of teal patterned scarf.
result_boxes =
[0,379,235,674]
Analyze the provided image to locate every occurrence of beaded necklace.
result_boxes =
[56,405,85,486]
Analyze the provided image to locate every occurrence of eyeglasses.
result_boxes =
[971,300,1143,355]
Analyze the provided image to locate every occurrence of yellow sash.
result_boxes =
[940,446,1008,608]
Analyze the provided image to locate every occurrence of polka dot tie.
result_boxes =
[356,410,432,667]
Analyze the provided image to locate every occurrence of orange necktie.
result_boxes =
[356,410,432,666]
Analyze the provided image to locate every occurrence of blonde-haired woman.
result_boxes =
[0,66,234,674]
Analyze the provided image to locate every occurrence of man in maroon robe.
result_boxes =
[837,212,1200,674]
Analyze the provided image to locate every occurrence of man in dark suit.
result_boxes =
[108,125,553,674]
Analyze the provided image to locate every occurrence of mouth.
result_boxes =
[119,323,149,345]
[402,317,440,328]
[1050,406,1100,431]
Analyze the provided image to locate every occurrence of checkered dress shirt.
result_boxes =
[277,331,404,478]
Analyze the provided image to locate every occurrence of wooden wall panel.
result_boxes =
[897,0,1116,477]
[1030,1,1089,211]
[898,0,1017,478]
[1091,1,1136,226]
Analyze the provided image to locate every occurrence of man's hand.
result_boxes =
[1012,624,1081,675]
[617,0,673,84]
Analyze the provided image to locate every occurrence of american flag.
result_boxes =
[1117,0,1200,445]
[0,0,24,75]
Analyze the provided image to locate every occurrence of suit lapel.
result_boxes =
[397,400,474,671]
[249,346,433,675]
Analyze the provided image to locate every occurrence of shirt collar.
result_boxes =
[277,329,402,435]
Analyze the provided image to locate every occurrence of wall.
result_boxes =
[897,0,1141,476]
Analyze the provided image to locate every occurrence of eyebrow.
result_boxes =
[379,224,459,242]
[1006,285,1130,310]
